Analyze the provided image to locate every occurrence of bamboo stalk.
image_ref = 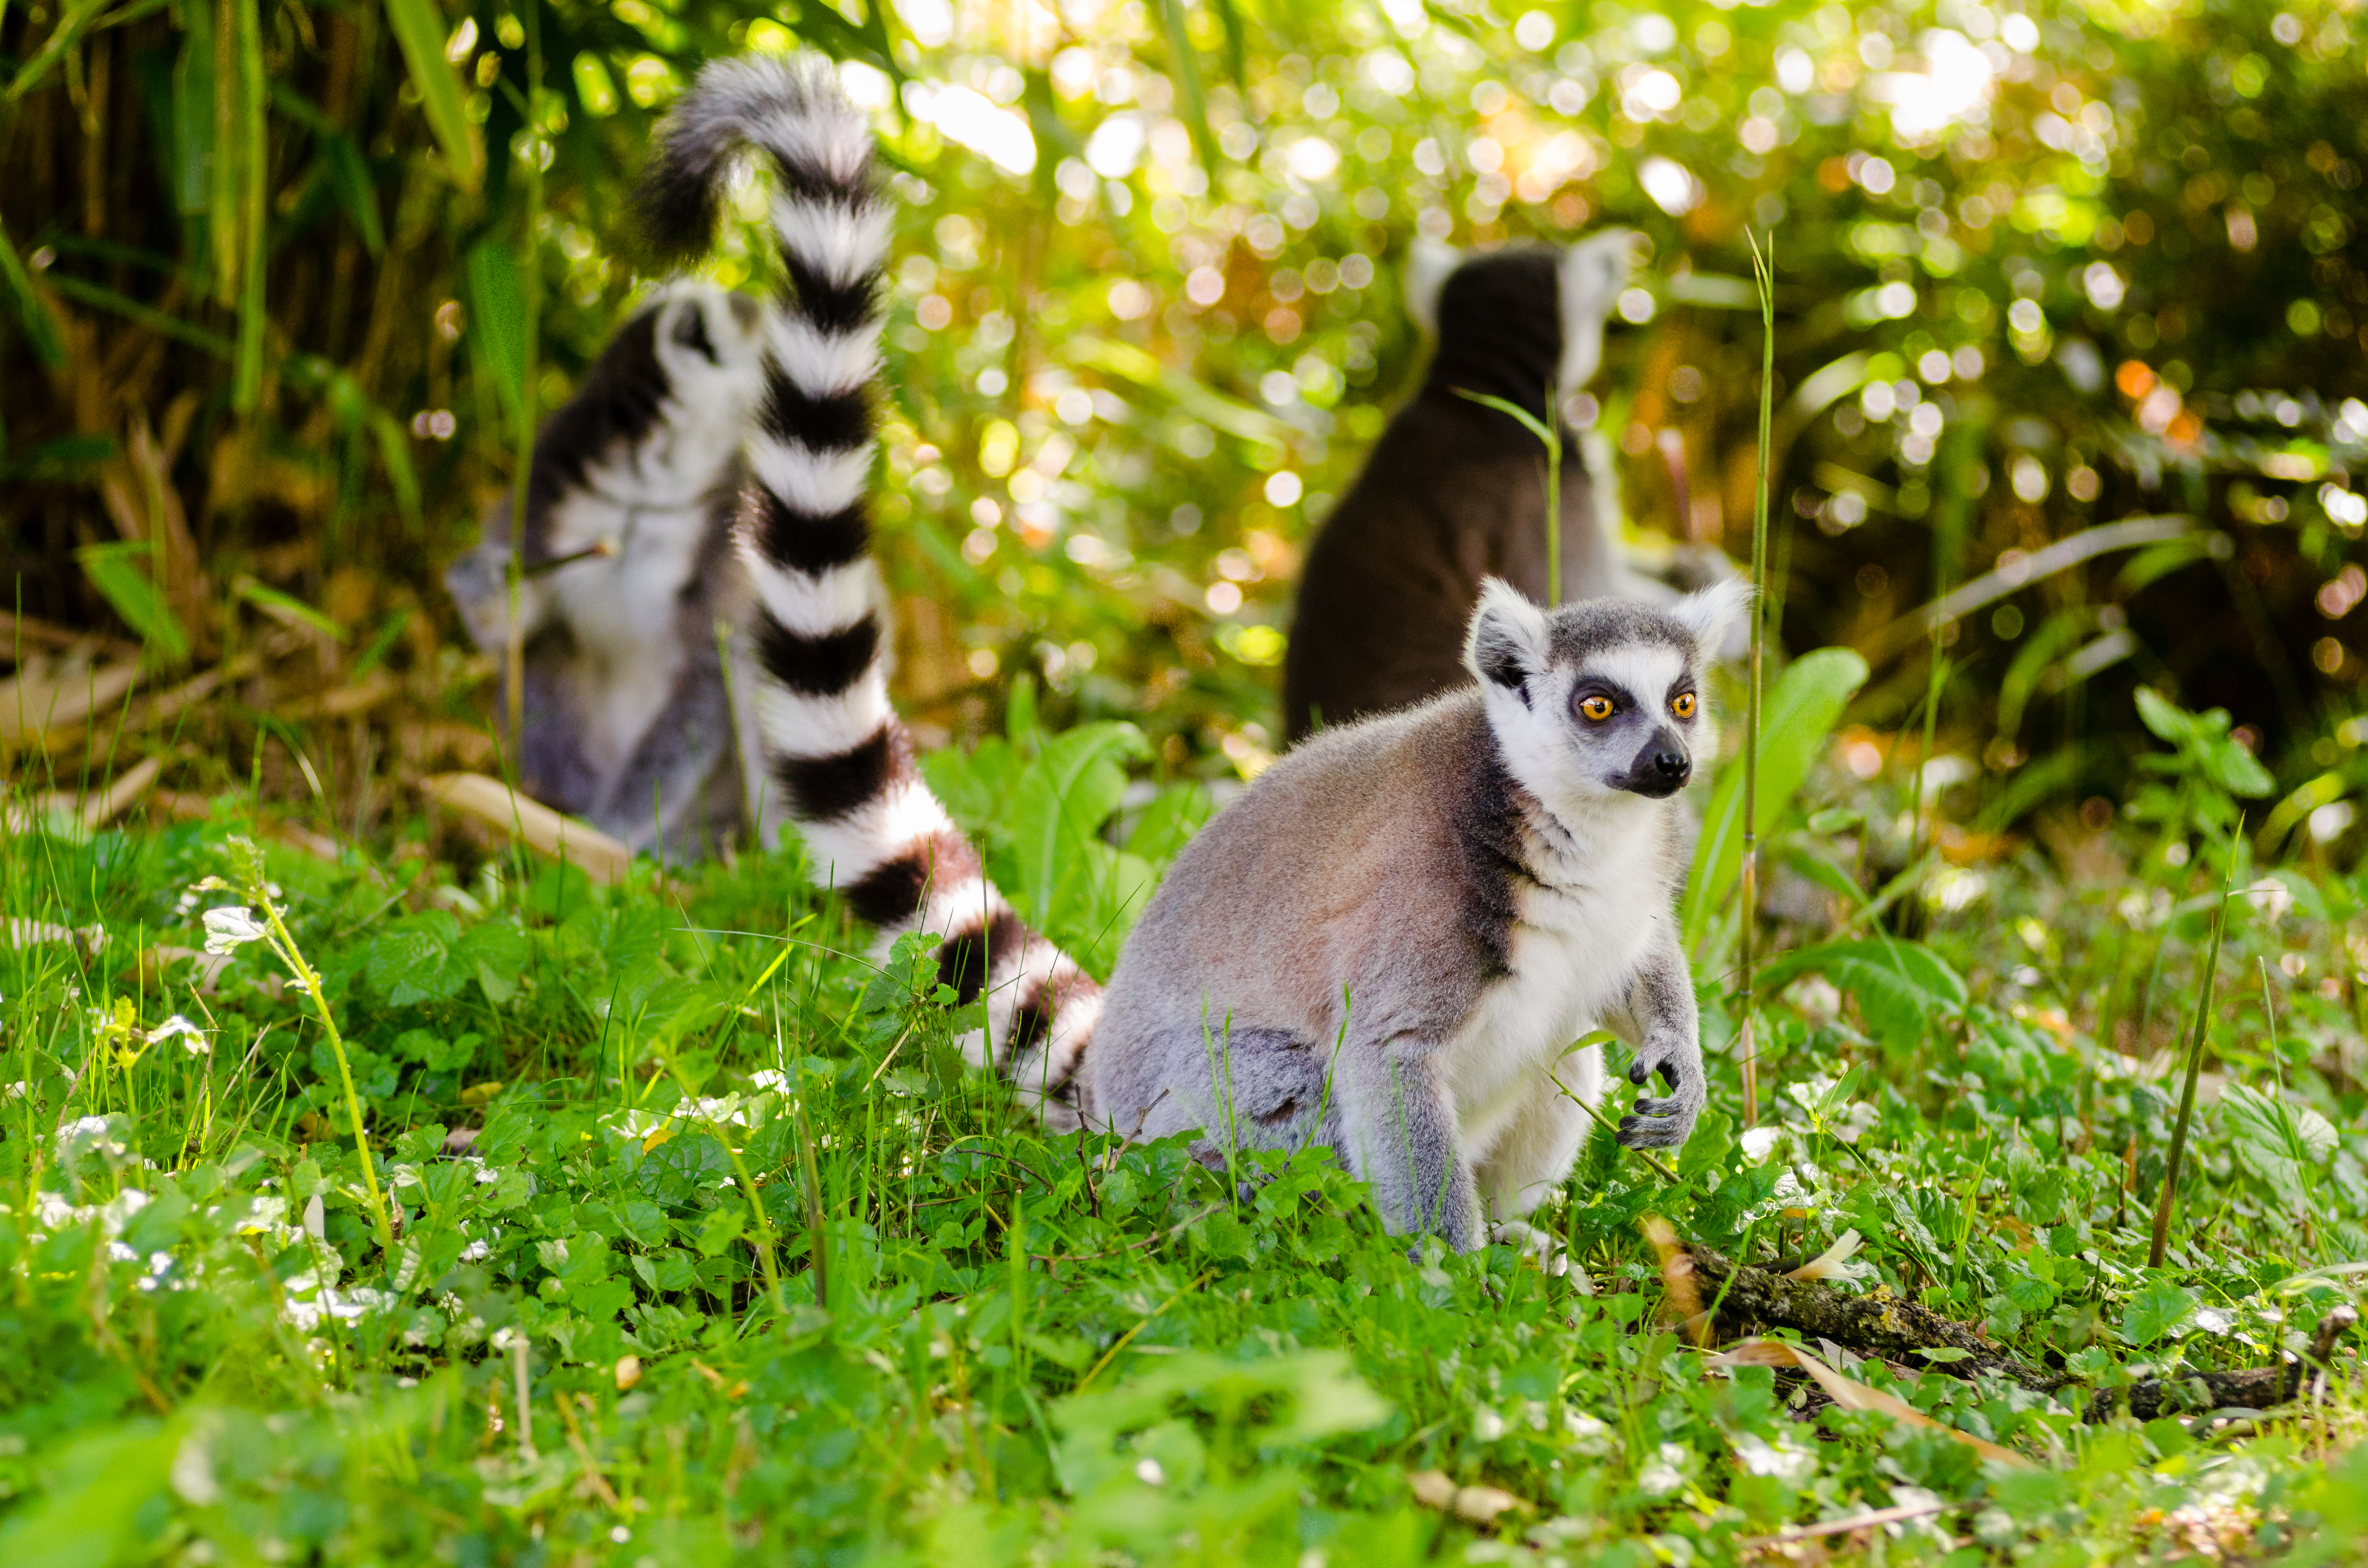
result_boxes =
[503,9,546,752]
[1738,231,1776,1130]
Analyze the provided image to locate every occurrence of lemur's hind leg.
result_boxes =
[1332,1036,1481,1252]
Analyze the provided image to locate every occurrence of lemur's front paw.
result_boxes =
[1618,1043,1704,1150]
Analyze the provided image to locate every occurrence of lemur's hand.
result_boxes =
[1616,1038,1704,1150]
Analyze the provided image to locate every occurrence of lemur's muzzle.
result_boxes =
[1616,728,1691,797]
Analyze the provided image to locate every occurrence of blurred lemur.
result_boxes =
[444,283,779,858]
[635,54,1742,1257]
[1282,236,1737,743]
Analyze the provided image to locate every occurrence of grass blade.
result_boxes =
[0,215,65,367]
[1739,229,1776,1127]
[381,0,484,191]
[1153,0,1218,171]
[1452,387,1562,606]
[2148,858,2236,1269]
[231,0,266,410]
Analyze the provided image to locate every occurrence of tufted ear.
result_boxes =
[1556,228,1634,394]
[1669,576,1753,657]
[1464,577,1552,697]
[1403,238,1462,339]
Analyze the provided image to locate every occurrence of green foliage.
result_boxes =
[1684,646,1868,946]
[6,702,2367,1564]
[2128,684,2276,866]
[1753,935,1966,1053]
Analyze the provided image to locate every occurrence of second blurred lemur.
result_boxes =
[444,283,779,859]
[1282,234,1737,743]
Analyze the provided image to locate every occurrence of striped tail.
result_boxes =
[636,55,1100,1127]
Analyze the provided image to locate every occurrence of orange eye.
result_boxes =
[1579,695,1615,722]
[1671,692,1698,719]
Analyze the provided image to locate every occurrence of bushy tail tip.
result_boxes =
[630,53,874,266]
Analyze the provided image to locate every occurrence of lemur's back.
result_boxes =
[1281,243,1628,743]
[1283,393,1612,740]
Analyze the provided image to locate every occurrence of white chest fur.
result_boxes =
[1440,800,1665,1157]
[543,413,738,778]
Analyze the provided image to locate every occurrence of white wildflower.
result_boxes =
[202,906,269,956]
[147,1014,211,1055]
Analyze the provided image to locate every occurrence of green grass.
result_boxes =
[3,696,2366,1567]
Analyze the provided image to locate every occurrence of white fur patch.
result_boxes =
[764,312,882,400]
[1581,645,1689,711]
[1462,576,1551,686]
[740,550,876,637]
[754,666,893,759]
[749,436,873,517]
[1669,576,1753,655]
[1556,229,1632,396]
[772,200,892,291]
[1403,238,1461,339]
[796,772,953,882]
[910,874,1007,941]
[749,99,873,184]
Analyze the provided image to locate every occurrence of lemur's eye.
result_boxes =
[1671,692,1697,719]
[1578,695,1615,722]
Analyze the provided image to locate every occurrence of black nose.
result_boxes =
[1623,747,1690,797]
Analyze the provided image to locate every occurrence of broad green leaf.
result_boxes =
[76,541,188,662]
[364,911,466,1006]
[381,0,483,191]
[1754,937,1966,1050]
[2119,1282,2198,1346]
[920,735,1023,835]
[1122,781,1215,870]
[1008,722,1149,938]
[1682,646,1870,946]
[2220,1082,2338,1213]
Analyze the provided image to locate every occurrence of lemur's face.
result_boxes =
[651,283,766,418]
[1555,643,1701,798]
[1466,578,1750,812]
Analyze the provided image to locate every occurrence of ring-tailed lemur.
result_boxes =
[637,56,1746,1250]
[1282,236,1742,743]
[444,282,778,859]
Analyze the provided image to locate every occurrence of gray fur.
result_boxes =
[1086,578,1746,1249]
[443,283,774,859]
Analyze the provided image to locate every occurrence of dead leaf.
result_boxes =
[1706,1339,2035,1469]
[1407,1470,1529,1522]
[0,654,146,743]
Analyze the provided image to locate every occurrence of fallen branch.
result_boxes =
[2087,1305,2357,1423]
[422,772,634,885]
[1675,1243,2073,1391]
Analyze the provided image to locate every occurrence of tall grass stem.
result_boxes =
[237,846,395,1253]
[2148,859,2234,1269]
[1738,230,1776,1129]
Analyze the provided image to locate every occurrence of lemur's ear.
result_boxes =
[1465,577,1551,696]
[1403,239,1462,339]
[1557,228,1635,393]
[1669,576,1753,657]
